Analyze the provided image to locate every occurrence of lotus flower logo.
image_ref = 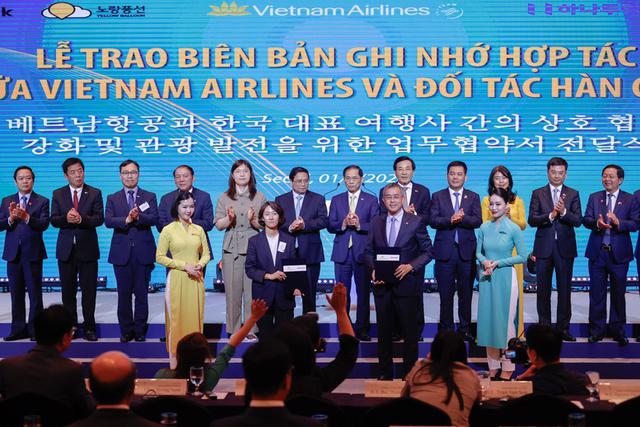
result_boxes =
[208,2,250,16]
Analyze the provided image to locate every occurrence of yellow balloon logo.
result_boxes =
[48,2,75,20]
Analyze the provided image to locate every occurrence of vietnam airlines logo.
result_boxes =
[208,2,250,16]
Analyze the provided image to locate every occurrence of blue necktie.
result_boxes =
[295,194,303,218]
[603,193,613,245]
[20,196,27,209]
[453,192,460,244]
[388,217,398,247]
[127,190,135,211]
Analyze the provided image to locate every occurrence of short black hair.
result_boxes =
[447,160,467,174]
[119,159,139,172]
[289,167,309,181]
[525,323,562,363]
[382,182,402,197]
[342,165,363,177]
[173,164,194,177]
[547,157,568,170]
[170,191,194,219]
[489,187,511,205]
[242,339,291,397]
[258,201,285,228]
[602,164,624,179]
[34,304,74,346]
[62,157,84,174]
[393,156,415,171]
[13,166,35,181]
[89,363,136,405]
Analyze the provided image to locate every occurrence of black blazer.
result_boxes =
[0,192,49,262]
[50,184,104,262]
[0,345,93,418]
[69,409,161,427]
[210,407,322,427]
[528,185,582,258]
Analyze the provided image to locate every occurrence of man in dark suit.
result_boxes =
[105,160,158,343]
[0,166,49,341]
[583,164,639,346]
[0,304,93,419]
[379,156,431,339]
[328,165,379,341]
[51,157,104,341]
[528,157,582,341]
[429,161,481,342]
[366,183,433,379]
[69,351,160,427]
[516,324,589,395]
[210,339,322,427]
[157,164,213,252]
[636,189,640,341]
[275,167,328,313]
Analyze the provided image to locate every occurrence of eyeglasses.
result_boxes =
[293,179,309,184]
[121,171,139,176]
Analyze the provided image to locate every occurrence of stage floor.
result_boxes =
[0,289,638,325]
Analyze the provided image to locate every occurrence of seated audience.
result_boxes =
[69,351,161,426]
[0,304,93,419]
[516,323,589,395]
[273,283,358,397]
[402,330,481,427]
[155,299,267,391]
[210,339,322,427]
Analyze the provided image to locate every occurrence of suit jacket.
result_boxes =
[275,191,328,263]
[105,188,158,266]
[157,187,213,253]
[379,182,431,226]
[365,212,433,297]
[210,407,322,427]
[328,191,379,264]
[583,190,639,263]
[50,184,104,262]
[0,192,49,262]
[69,408,161,427]
[245,231,296,309]
[0,345,93,418]
[528,185,582,258]
[429,188,482,261]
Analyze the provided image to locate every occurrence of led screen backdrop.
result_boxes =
[1,0,639,286]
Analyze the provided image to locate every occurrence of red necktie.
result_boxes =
[73,190,79,210]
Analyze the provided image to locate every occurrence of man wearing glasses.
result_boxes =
[276,167,329,313]
[328,165,379,341]
[105,160,158,343]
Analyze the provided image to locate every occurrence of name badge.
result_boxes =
[134,379,187,396]
[377,254,400,262]
[364,380,405,398]
[278,241,287,253]
[283,264,306,273]
[138,201,150,212]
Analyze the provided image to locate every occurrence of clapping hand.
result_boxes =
[66,208,81,224]
[451,208,465,224]
[606,211,620,227]
[597,214,611,230]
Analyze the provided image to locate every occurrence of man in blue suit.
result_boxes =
[157,164,213,254]
[51,157,104,341]
[275,167,328,313]
[105,160,158,343]
[366,183,433,379]
[635,188,640,340]
[528,157,582,342]
[429,161,481,342]
[379,156,431,339]
[328,165,379,341]
[583,164,639,346]
[0,166,49,341]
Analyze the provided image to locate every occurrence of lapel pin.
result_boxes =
[618,201,622,205]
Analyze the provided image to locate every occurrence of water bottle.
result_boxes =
[160,411,177,425]
[311,413,329,427]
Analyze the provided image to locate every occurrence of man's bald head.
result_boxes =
[89,351,136,405]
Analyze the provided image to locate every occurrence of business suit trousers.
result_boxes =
[434,245,474,334]
[59,246,98,330]
[588,248,628,338]
[7,248,43,336]
[257,305,293,339]
[303,262,321,313]
[222,252,254,335]
[335,248,370,334]
[374,288,418,378]
[114,258,153,337]
[536,241,575,331]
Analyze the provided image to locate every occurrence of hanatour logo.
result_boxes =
[208,2,250,16]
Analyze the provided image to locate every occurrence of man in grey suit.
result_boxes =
[0,304,93,419]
